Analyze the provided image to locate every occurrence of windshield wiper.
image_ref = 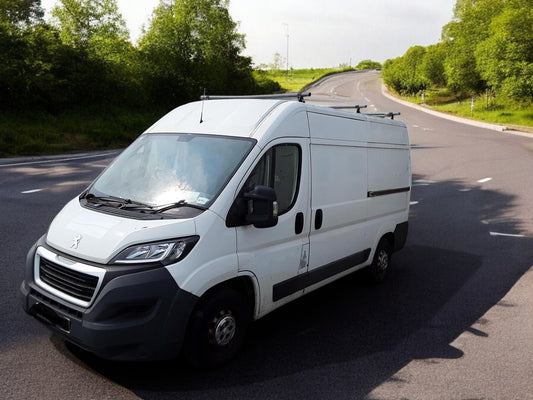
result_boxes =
[84,193,206,213]
[152,200,208,214]
[84,193,127,207]
[118,199,155,211]
[84,193,153,210]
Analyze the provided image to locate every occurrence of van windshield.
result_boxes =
[89,133,255,209]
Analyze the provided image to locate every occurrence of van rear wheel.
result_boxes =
[184,287,249,368]
[366,238,392,283]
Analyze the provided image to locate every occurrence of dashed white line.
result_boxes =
[477,177,493,183]
[490,232,525,238]
[21,189,43,194]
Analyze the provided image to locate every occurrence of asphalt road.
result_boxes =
[1,70,532,400]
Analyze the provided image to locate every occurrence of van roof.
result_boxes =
[144,98,406,141]
[145,99,288,138]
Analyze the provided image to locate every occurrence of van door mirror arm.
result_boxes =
[243,185,278,228]
[226,186,279,228]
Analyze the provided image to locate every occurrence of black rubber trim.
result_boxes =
[314,209,323,230]
[295,212,304,235]
[273,248,371,302]
[367,186,411,198]
[393,221,409,252]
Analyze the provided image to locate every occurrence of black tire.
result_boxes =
[184,287,250,368]
[366,238,393,284]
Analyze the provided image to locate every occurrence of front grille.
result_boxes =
[30,288,83,319]
[39,258,99,303]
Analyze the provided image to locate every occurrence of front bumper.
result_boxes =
[20,237,198,361]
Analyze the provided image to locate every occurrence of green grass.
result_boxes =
[397,88,533,129]
[0,107,164,157]
[261,67,356,92]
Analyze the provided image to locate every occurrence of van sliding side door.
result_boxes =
[306,139,370,291]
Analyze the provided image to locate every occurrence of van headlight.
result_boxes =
[112,236,199,265]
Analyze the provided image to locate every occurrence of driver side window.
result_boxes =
[245,144,301,215]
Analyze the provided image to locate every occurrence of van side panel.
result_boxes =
[367,144,411,218]
[305,111,410,294]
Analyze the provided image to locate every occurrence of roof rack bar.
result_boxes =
[330,104,368,113]
[366,112,401,120]
[200,92,311,103]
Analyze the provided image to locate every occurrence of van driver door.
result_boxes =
[234,138,311,317]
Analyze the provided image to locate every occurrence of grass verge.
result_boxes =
[260,67,356,92]
[0,107,164,157]
[398,88,533,128]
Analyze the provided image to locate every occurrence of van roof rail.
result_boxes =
[366,112,401,120]
[200,92,312,103]
[330,105,368,113]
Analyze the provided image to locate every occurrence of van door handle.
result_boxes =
[315,209,323,230]
[295,212,304,235]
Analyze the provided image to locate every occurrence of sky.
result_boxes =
[40,0,457,69]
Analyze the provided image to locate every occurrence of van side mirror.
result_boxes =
[243,185,279,228]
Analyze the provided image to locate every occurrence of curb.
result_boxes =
[0,149,121,166]
[381,84,508,132]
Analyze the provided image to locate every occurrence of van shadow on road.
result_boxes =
[61,174,533,400]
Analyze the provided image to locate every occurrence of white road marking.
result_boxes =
[490,232,525,238]
[21,189,43,194]
[410,201,419,205]
[477,177,493,183]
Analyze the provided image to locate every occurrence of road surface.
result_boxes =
[1,70,532,400]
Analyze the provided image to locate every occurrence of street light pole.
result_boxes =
[283,23,289,78]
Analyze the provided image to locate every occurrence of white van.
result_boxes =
[21,95,410,367]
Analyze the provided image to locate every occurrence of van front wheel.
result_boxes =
[366,238,392,283]
[184,287,249,368]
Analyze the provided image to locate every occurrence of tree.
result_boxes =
[0,0,47,108]
[441,0,504,96]
[475,0,533,102]
[382,46,427,95]
[420,43,447,87]
[355,60,382,70]
[51,0,130,64]
[139,0,255,106]
[50,0,140,106]
[0,0,43,27]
